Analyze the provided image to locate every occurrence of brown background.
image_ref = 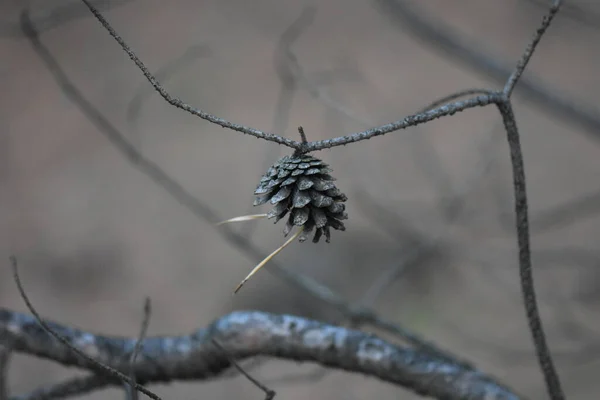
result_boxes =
[1,0,600,398]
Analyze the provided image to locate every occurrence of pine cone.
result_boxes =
[254,154,348,243]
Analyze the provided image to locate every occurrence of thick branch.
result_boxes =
[0,309,523,400]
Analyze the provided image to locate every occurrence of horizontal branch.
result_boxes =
[301,93,502,151]
[0,309,523,400]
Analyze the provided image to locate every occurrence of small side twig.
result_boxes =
[8,256,161,400]
[504,0,561,96]
[211,340,275,400]
[127,298,152,400]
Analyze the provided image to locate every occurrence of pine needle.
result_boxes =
[234,227,303,294]
[216,214,268,226]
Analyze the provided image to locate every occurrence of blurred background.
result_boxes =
[1,0,600,398]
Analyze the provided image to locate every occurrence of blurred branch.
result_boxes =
[525,0,600,30]
[126,44,213,136]
[239,7,313,238]
[20,5,467,371]
[374,0,600,140]
[80,0,301,149]
[126,298,152,400]
[0,308,524,400]
[0,345,10,400]
[531,189,600,233]
[10,375,111,400]
[0,0,133,38]
[355,119,502,307]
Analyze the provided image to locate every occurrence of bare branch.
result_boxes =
[127,298,152,400]
[126,44,213,133]
[375,0,600,140]
[212,340,275,400]
[525,0,600,30]
[504,0,561,96]
[0,308,524,400]
[302,93,502,151]
[8,256,161,400]
[495,101,564,400]
[417,89,497,113]
[79,0,301,149]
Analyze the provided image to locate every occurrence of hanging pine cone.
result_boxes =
[253,153,348,243]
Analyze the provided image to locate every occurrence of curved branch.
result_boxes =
[302,93,502,151]
[0,309,523,400]
[374,0,600,140]
[79,0,301,150]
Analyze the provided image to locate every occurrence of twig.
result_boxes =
[375,0,600,140]
[496,100,564,400]
[19,8,465,369]
[211,340,275,400]
[8,256,162,400]
[126,44,213,133]
[0,308,524,400]
[302,94,501,151]
[80,0,509,152]
[525,0,600,30]
[79,0,300,149]
[504,0,561,97]
[127,298,152,400]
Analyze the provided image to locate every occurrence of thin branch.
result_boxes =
[211,340,275,400]
[79,0,300,149]
[496,100,564,400]
[8,257,162,400]
[375,0,600,140]
[0,308,524,400]
[301,93,502,152]
[79,0,507,152]
[504,0,561,96]
[127,298,152,400]
[19,9,467,371]
[126,44,213,132]
[525,0,600,30]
